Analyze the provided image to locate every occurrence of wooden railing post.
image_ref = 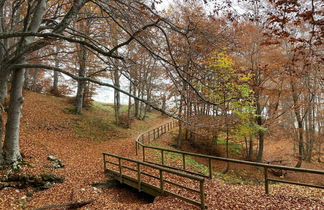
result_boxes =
[153,129,156,139]
[160,170,164,193]
[137,162,141,191]
[118,158,122,183]
[142,146,146,162]
[264,166,269,194]
[208,158,212,178]
[161,150,164,165]
[200,179,205,210]
[183,153,186,170]
[103,153,107,171]
[135,141,138,155]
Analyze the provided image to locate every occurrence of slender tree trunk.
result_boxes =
[256,100,264,162]
[290,81,304,168]
[113,67,121,125]
[52,52,59,95]
[127,82,132,123]
[248,136,253,161]
[3,68,25,165]
[0,71,9,104]
[177,96,184,149]
[31,69,39,92]
[24,69,29,89]
[76,45,87,114]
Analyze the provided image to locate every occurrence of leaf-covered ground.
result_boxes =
[0,92,323,209]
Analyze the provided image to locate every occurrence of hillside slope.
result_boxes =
[0,92,323,209]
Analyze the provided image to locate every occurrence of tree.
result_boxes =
[0,0,206,167]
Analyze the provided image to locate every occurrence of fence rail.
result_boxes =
[103,153,206,209]
[135,121,324,194]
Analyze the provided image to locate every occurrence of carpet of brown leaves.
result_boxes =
[0,92,323,210]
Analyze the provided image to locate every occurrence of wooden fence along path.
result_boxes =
[103,153,206,209]
[103,120,324,209]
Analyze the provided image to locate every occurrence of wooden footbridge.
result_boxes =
[103,121,324,209]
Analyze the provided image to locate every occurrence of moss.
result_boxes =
[40,173,64,183]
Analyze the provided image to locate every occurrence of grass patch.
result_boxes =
[75,117,116,141]
[72,101,163,141]
[73,101,119,142]
[91,101,114,112]
[215,138,243,156]
[149,142,209,176]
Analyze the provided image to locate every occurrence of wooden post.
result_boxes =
[200,179,205,210]
[103,153,107,171]
[137,163,141,191]
[153,129,156,139]
[161,150,164,165]
[183,153,186,170]
[264,166,269,194]
[208,158,212,179]
[118,158,122,183]
[160,170,164,193]
[135,142,138,155]
[142,146,145,162]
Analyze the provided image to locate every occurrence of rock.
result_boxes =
[53,161,64,168]
[40,173,64,183]
[47,155,57,161]
[44,156,65,169]
[41,182,52,190]
[43,164,55,168]
[26,190,34,197]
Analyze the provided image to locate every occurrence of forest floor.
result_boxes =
[0,91,323,209]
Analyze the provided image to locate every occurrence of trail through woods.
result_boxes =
[0,92,323,209]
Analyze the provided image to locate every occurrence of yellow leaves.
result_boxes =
[207,51,234,69]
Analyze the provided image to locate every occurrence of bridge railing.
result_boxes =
[103,153,206,209]
[135,121,324,194]
[135,120,177,155]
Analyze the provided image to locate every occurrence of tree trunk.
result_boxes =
[113,67,121,125]
[52,53,59,95]
[290,81,304,168]
[133,85,139,119]
[31,69,39,92]
[256,100,264,162]
[76,45,87,114]
[0,71,9,104]
[24,69,30,89]
[3,68,25,165]
[127,82,132,122]
[177,95,184,149]
[247,136,253,161]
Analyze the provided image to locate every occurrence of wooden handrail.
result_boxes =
[135,120,324,195]
[103,153,206,209]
